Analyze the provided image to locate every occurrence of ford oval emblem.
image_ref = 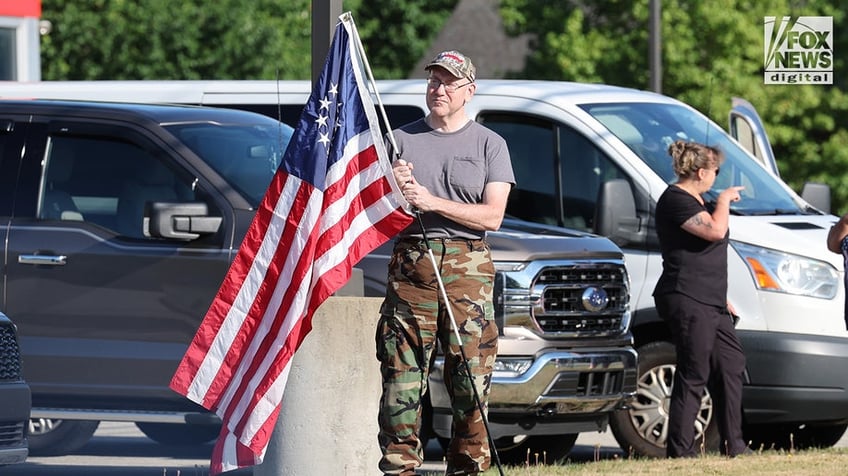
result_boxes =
[581,286,609,312]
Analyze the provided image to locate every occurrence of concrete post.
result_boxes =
[254,296,383,476]
[311,0,343,85]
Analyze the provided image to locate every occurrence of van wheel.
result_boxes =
[610,341,719,457]
[135,422,220,445]
[495,434,578,465]
[28,419,100,456]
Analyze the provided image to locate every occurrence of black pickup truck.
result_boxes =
[0,312,29,465]
[0,99,294,454]
[0,99,635,460]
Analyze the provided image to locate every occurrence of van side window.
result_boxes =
[39,136,196,238]
[477,114,559,225]
[480,112,627,232]
[558,127,627,232]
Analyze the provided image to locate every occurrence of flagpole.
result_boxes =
[342,13,505,476]
[342,12,401,155]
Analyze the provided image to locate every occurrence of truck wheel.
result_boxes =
[419,391,450,457]
[135,422,220,445]
[744,422,847,450]
[28,419,100,456]
[609,340,719,457]
[495,434,578,465]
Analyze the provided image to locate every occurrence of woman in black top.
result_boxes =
[826,212,848,330]
[653,140,749,458]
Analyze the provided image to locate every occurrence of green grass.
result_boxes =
[473,447,848,475]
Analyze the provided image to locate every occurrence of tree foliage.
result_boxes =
[345,0,458,79]
[40,0,454,81]
[500,0,848,212]
[41,0,314,79]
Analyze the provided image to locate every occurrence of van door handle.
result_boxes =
[18,254,68,266]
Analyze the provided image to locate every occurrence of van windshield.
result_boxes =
[582,103,810,215]
[165,122,293,207]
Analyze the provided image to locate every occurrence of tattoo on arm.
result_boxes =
[684,214,711,229]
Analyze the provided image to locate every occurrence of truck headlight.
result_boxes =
[494,261,527,272]
[492,358,533,378]
[732,241,838,299]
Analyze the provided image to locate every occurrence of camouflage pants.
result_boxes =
[376,238,498,476]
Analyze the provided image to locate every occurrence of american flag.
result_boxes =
[169,16,412,475]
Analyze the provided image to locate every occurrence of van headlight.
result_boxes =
[732,241,838,299]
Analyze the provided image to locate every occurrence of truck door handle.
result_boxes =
[18,254,68,266]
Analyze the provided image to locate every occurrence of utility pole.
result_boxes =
[649,0,662,93]
[312,0,343,84]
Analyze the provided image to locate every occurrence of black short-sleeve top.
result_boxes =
[652,185,728,307]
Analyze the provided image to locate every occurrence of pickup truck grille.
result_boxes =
[498,260,629,337]
[546,370,625,398]
[0,325,23,382]
[0,422,25,446]
[537,314,623,333]
[535,264,628,334]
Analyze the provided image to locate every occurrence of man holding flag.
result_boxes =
[169,13,412,475]
[377,50,514,476]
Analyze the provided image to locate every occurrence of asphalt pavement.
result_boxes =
[11,422,848,475]
[419,430,625,473]
[8,422,623,475]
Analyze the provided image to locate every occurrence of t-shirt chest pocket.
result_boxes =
[448,156,485,194]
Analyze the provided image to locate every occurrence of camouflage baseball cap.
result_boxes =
[425,50,476,82]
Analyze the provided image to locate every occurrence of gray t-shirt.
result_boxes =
[388,118,515,240]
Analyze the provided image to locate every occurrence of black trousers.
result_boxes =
[655,292,747,457]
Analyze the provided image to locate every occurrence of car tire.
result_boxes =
[794,423,848,449]
[28,419,100,456]
[610,340,719,457]
[744,422,848,451]
[135,422,220,446]
[495,434,578,465]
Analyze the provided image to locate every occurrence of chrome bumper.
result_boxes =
[429,348,638,415]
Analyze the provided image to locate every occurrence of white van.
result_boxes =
[5,79,847,456]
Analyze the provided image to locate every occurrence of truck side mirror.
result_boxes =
[595,179,641,247]
[148,202,222,241]
[801,182,831,214]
